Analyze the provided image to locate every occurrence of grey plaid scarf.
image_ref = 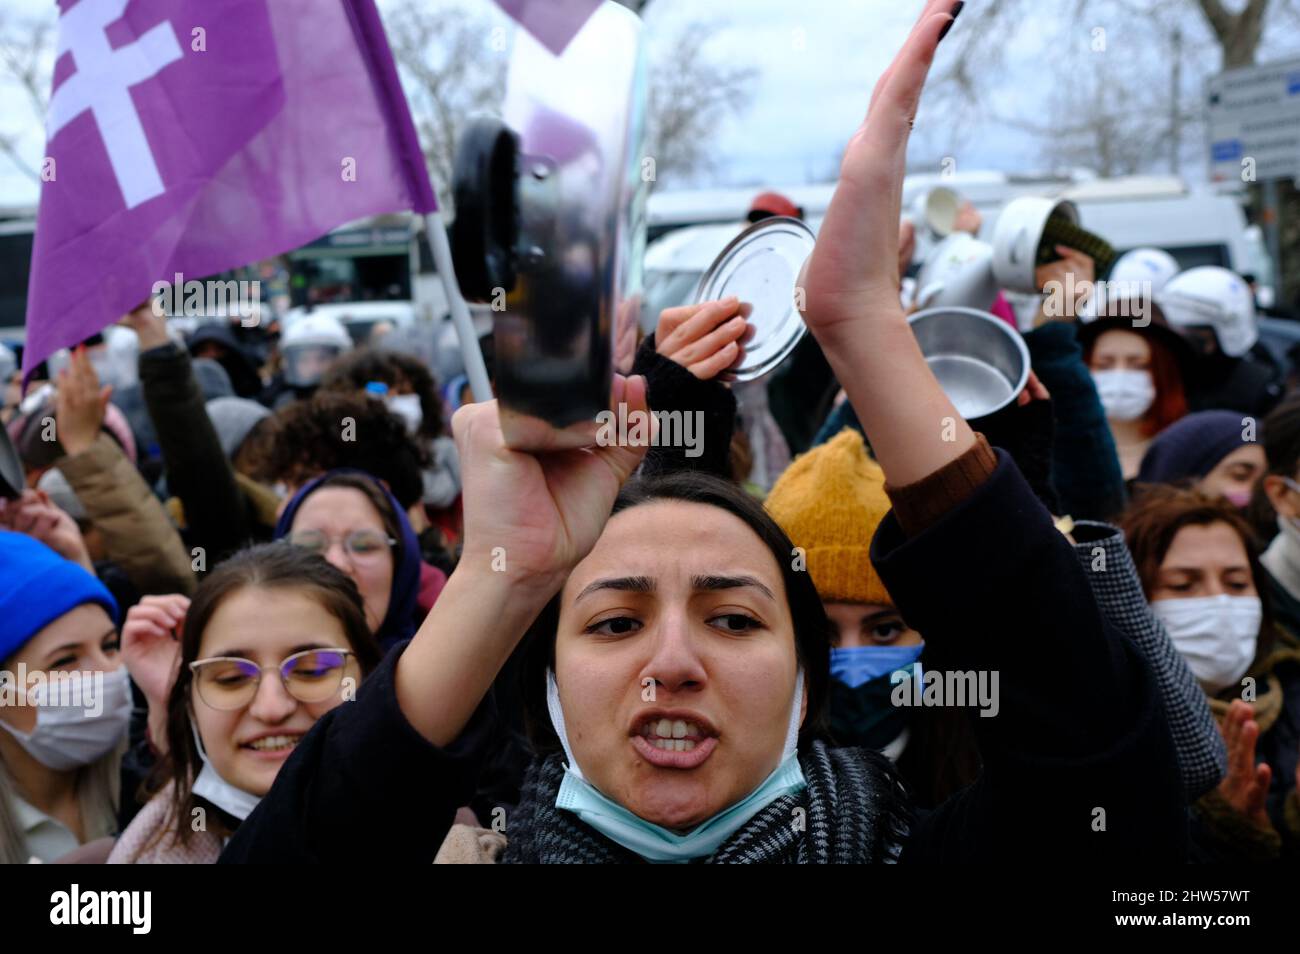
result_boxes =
[502,740,911,864]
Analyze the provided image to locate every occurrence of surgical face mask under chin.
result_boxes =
[546,669,803,782]
[1093,368,1155,422]
[188,720,263,822]
[545,669,807,862]
[1151,594,1261,694]
[0,667,132,771]
[387,393,423,434]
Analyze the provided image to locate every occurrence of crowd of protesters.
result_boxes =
[1,0,1297,864]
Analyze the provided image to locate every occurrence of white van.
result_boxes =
[643,172,1083,315]
[638,174,1274,337]
[1061,177,1254,275]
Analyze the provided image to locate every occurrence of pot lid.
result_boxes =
[693,215,814,382]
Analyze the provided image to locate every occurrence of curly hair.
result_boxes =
[320,347,445,440]
[241,391,428,508]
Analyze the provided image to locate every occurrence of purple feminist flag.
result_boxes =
[24,0,435,378]
[492,0,601,56]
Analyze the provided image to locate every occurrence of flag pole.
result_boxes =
[425,212,493,403]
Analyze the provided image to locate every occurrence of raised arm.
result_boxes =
[126,305,254,565]
[395,375,652,747]
[222,377,654,862]
[55,348,196,596]
[800,1,973,487]
[802,0,1186,861]
[632,298,744,480]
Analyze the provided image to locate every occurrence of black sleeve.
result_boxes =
[219,642,491,864]
[138,342,252,564]
[631,333,737,480]
[1023,322,1127,521]
[871,451,1187,862]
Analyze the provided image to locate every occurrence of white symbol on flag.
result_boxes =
[47,0,183,210]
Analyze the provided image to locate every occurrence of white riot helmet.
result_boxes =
[1158,266,1257,358]
[280,312,351,387]
[0,343,15,383]
[1108,247,1180,294]
[1095,248,1180,326]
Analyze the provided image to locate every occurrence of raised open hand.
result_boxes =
[1217,699,1275,832]
[801,1,962,346]
[454,374,653,592]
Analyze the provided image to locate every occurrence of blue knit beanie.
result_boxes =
[1137,410,1255,485]
[0,531,119,663]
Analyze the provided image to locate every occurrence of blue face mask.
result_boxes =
[545,669,807,863]
[830,643,924,689]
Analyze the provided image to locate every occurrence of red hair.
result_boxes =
[1085,332,1187,437]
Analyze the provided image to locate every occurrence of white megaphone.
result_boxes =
[990,197,1080,294]
[913,195,1085,316]
[912,185,962,240]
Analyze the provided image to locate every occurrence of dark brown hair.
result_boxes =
[320,347,446,440]
[1120,484,1278,682]
[150,543,382,846]
[240,392,428,508]
[1263,391,1300,478]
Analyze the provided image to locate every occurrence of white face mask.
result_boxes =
[189,721,262,821]
[0,667,132,771]
[387,393,423,434]
[1151,595,1262,694]
[1093,369,1156,422]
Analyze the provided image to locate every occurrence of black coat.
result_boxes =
[220,452,1187,863]
[1187,349,1284,419]
[139,343,268,565]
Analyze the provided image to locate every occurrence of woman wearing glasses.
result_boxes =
[108,544,380,863]
[274,470,427,651]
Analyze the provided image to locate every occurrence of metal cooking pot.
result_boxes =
[449,1,647,450]
[908,306,1031,419]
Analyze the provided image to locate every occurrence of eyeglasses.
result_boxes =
[286,529,396,563]
[189,648,357,710]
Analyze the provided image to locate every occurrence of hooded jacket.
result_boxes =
[274,470,425,651]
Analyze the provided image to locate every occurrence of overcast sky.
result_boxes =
[2,0,1296,210]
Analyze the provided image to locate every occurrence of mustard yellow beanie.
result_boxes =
[765,428,893,606]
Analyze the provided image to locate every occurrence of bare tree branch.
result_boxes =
[0,9,56,184]
[1192,0,1273,66]
[644,20,755,188]
[383,0,507,202]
